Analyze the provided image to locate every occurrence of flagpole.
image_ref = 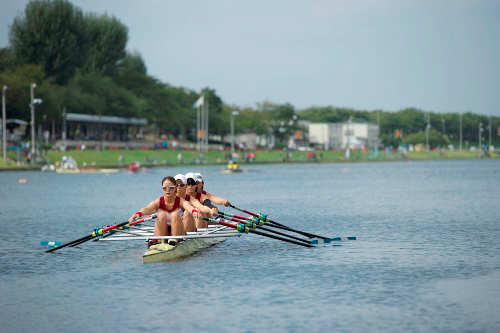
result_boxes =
[197,104,200,153]
[205,100,209,153]
[200,102,204,156]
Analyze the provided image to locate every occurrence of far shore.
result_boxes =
[0,148,497,171]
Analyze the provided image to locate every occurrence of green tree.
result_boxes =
[0,48,15,72]
[402,129,449,147]
[0,64,46,121]
[9,0,87,84]
[82,14,128,74]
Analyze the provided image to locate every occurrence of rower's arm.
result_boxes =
[202,199,220,217]
[204,191,231,206]
[128,199,160,222]
[180,197,200,218]
[190,198,214,214]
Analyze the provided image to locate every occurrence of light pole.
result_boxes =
[478,122,483,157]
[30,83,36,158]
[2,85,7,163]
[459,113,462,151]
[425,113,430,151]
[230,111,239,154]
[488,115,492,149]
[441,119,445,149]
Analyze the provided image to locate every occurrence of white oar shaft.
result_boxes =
[100,233,240,241]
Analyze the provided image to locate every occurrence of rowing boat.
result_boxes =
[143,235,226,263]
[42,205,356,261]
[99,223,241,263]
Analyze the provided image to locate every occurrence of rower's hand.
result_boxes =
[192,209,200,219]
[129,211,143,223]
[222,200,231,207]
[210,208,219,217]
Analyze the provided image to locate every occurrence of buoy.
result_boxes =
[19,178,29,184]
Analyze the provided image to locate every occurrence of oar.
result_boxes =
[40,241,62,247]
[207,217,315,248]
[217,212,313,245]
[227,204,331,240]
[45,213,157,253]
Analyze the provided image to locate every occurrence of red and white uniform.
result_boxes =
[158,196,182,224]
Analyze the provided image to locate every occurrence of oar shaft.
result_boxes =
[250,229,314,247]
[46,234,94,253]
[46,214,157,253]
[266,222,329,240]
[219,213,312,245]
[229,204,259,218]
[216,219,314,248]
[228,204,329,240]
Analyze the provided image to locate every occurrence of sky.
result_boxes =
[1,0,499,116]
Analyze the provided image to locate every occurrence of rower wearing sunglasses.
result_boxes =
[173,173,218,232]
[185,172,232,228]
[128,176,200,245]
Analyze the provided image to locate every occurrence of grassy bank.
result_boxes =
[0,148,497,170]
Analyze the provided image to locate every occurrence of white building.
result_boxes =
[309,120,379,149]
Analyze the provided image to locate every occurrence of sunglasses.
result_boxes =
[176,184,186,187]
[186,182,197,186]
[162,185,176,191]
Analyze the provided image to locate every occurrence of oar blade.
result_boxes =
[330,236,357,241]
[309,238,332,244]
[40,241,62,247]
[302,236,358,244]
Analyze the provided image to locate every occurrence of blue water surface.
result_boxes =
[0,160,499,333]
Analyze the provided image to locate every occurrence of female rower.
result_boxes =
[174,174,218,232]
[128,176,200,243]
[194,173,232,208]
[185,172,231,228]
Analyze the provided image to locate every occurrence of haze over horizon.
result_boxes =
[1,0,499,116]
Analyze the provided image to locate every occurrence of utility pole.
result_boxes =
[459,113,462,151]
[425,113,430,151]
[30,83,36,159]
[196,103,200,153]
[2,85,7,163]
[205,101,209,153]
[489,115,492,149]
[230,111,239,154]
[62,105,67,145]
[479,122,482,157]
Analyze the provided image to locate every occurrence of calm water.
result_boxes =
[0,160,499,333]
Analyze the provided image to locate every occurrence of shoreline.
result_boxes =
[1,153,497,172]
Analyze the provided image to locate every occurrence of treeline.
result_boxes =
[0,0,223,140]
[0,0,498,147]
